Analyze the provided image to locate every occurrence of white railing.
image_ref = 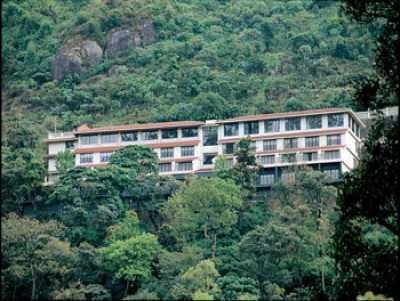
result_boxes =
[258,153,340,166]
[48,132,75,139]
[356,106,398,120]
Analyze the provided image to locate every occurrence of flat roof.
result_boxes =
[74,121,204,134]
[57,107,366,138]
[217,107,365,126]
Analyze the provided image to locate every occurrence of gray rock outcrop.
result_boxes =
[106,18,156,58]
[52,40,103,81]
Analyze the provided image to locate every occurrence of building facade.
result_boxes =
[45,108,365,186]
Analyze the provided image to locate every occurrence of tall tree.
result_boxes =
[171,260,221,300]
[100,212,161,297]
[49,166,127,246]
[163,177,242,258]
[239,169,337,300]
[1,147,46,215]
[231,138,260,201]
[1,213,78,300]
[335,1,400,299]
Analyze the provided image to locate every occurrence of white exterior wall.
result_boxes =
[48,142,66,155]
[46,110,366,183]
[48,158,57,172]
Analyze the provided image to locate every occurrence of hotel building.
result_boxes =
[45,108,365,187]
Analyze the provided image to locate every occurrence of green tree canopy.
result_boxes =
[163,177,242,258]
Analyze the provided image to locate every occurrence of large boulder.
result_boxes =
[106,18,156,58]
[52,40,103,81]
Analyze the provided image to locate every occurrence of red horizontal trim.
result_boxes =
[81,162,109,168]
[158,156,197,163]
[44,137,77,144]
[147,140,200,148]
[74,121,204,134]
[75,146,121,154]
[75,140,200,154]
[219,129,347,144]
[174,157,195,163]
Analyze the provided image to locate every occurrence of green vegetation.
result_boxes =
[2,0,398,300]
[3,0,377,134]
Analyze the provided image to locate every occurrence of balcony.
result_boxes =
[258,152,341,166]
[48,132,75,140]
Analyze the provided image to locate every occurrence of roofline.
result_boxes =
[47,107,366,139]
[74,121,204,135]
[217,108,366,127]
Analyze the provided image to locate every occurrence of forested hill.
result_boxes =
[2,0,377,134]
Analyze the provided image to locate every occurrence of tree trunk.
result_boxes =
[31,264,36,300]
[124,279,130,297]
[211,233,217,259]
[203,225,208,239]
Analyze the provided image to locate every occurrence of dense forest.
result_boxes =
[1,0,399,300]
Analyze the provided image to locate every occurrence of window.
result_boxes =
[203,153,217,165]
[328,114,344,127]
[159,163,172,173]
[327,134,341,145]
[281,169,295,183]
[121,132,138,142]
[244,121,259,135]
[202,127,218,146]
[285,117,301,131]
[162,128,178,139]
[306,115,322,129]
[224,123,239,136]
[265,119,280,132]
[80,153,93,164]
[281,153,297,163]
[101,134,118,144]
[177,162,192,171]
[182,128,198,138]
[66,141,74,150]
[303,152,318,162]
[284,138,298,149]
[323,166,340,180]
[259,174,275,186]
[324,150,340,160]
[249,141,257,151]
[260,155,275,165]
[161,148,174,158]
[263,139,277,151]
[181,146,194,157]
[100,152,112,162]
[223,143,236,154]
[305,136,319,147]
[80,135,97,145]
[142,130,158,140]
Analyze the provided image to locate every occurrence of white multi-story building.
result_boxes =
[45,108,365,186]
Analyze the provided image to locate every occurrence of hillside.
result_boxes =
[2,1,399,300]
[2,0,377,135]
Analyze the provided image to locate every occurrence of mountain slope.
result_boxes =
[2,0,377,133]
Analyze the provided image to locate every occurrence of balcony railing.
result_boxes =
[258,152,340,166]
[48,132,75,139]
